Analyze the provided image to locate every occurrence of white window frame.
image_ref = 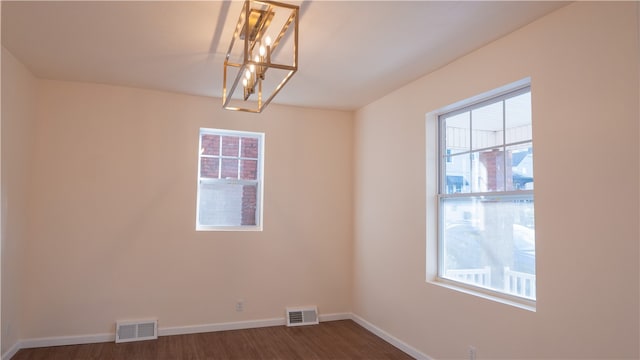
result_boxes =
[196,128,264,231]
[426,78,536,310]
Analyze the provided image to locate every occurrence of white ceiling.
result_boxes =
[2,1,567,111]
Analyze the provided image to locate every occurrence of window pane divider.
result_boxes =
[441,139,533,159]
[237,137,242,179]
[200,154,258,159]
[439,190,533,200]
[502,99,507,190]
[218,135,223,178]
[199,178,258,185]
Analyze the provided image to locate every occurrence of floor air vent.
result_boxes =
[286,306,319,327]
[115,319,158,343]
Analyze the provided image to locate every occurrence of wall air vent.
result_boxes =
[115,319,158,343]
[286,306,319,327]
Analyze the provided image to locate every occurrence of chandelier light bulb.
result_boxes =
[245,69,251,79]
[242,78,248,87]
[265,36,272,46]
[259,44,266,57]
[249,64,256,73]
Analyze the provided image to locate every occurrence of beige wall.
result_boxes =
[19,79,353,338]
[1,48,37,354]
[354,2,639,359]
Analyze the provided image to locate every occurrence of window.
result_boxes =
[196,128,264,231]
[437,84,535,302]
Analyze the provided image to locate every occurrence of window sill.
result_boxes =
[196,225,263,232]
[427,277,536,312]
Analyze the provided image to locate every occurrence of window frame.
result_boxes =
[427,79,536,310]
[196,128,265,231]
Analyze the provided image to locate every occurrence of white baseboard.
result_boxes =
[1,342,21,360]
[351,313,433,360]
[3,312,423,360]
[21,332,114,349]
[318,312,351,322]
[159,317,285,337]
[160,312,351,337]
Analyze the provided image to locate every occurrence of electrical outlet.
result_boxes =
[235,299,244,312]
[469,346,477,360]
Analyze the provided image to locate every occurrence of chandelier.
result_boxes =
[223,0,299,113]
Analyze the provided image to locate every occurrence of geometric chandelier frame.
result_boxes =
[223,0,299,113]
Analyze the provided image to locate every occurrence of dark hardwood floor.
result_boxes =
[12,320,415,359]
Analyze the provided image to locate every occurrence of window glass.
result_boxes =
[472,149,506,192]
[221,158,239,179]
[471,101,503,150]
[200,158,218,179]
[507,144,534,191]
[438,86,535,301]
[221,136,240,156]
[445,153,470,194]
[505,92,532,144]
[441,196,535,299]
[445,112,470,155]
[201,134,220,156]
